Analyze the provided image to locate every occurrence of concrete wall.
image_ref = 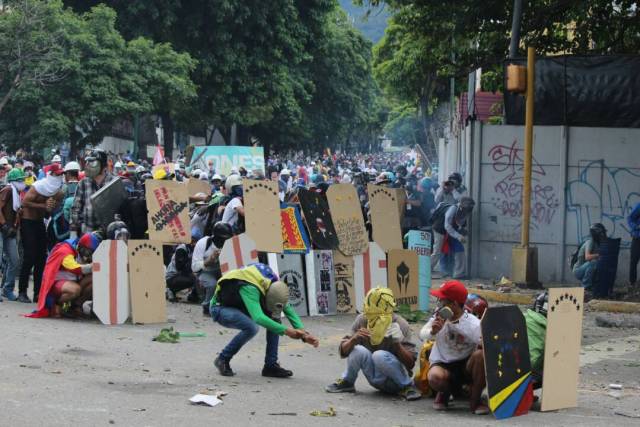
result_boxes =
[455,123,640,284]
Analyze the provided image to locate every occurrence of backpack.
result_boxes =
[568,244,581,270]
[430,202,454,234]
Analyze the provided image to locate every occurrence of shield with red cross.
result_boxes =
[92,240,130,325]
[219,233,259,274]
[353,242,387,310]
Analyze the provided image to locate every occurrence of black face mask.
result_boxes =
[212,236,227,249]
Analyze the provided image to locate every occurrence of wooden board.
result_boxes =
[386,249,419,310]
[219,233,259,274]
[353,242,387,311]
[187,178,212,197]
[541,287,584,411]
[280,203,311,254]
[481,306,534,420]
[267,253,308,317]
[92,240,129,325]
[128,240,166,324]
[145,180,191,244]
[304,250,337,316]
[367,184,402,252]
[298,188,339,250]
[326,184,368,256]
[407,230,432,311]
[333,251,356,314]
[243,179,282,253]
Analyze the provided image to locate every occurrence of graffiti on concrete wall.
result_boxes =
[488,139,560,232]
[567,159,640,247]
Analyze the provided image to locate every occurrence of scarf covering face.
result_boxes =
[32,174,63,197]
[363,287,397,345]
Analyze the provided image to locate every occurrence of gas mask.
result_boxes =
[265,281,289,319]
[84,160,102,178]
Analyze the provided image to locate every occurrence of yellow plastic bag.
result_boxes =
[414,340,434,397]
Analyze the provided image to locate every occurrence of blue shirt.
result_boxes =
[628,202,640,238]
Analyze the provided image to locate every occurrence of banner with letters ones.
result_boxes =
[189,146,265,177]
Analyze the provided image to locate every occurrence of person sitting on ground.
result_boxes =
[192,222,233,316]
[524,291,548,389]
[165,244,198,303]
[573,223,607,290]
[421,280,488,415]
[211,263,319,378]
[26,233,101,318]
[325,288,421,401]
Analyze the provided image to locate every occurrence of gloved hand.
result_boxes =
[70,230,78,240]
[81,264,93,274]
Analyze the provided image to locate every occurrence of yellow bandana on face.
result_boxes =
[363,288,396,345]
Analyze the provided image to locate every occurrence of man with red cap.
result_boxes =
[419,280,488,415]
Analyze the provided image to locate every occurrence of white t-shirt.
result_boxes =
[421,312,481,364]
[221,197,243,227]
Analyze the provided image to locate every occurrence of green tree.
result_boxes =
[0,4,196,154]
[0,0,71,115]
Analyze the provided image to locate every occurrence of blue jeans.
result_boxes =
[342,345,412,393]
[211,305,279,366]
[1,236,20,292]
[574,260,597,289]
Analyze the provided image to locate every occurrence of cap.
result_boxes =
[127,161,136,167]
[430,280,468,304]
[48,163,64,176]
[52,154,62,163]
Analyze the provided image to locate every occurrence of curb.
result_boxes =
[587,299,640,314]
[467,288,535,306]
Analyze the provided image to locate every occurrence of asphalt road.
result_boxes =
[1,300,639,427]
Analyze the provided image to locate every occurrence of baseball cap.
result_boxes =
[48,163,65,176]
[430,280,468,304]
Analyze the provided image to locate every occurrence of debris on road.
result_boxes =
[268,412,297,416]
[189,394,222,407]
[152,327,180,343]
[310,407,336,417]
[609,384,623,390]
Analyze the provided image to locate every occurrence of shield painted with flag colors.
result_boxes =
[280,203,310,254]
[92,240,129,325]
[481,305,534,420]
[220,233,259,274]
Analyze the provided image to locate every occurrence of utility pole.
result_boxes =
[509,0,523,58]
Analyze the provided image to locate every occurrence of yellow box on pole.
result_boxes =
[507,64,527,93]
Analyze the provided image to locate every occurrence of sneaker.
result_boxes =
[202,304,210,316]
[17,293,31,303]
[472,403,490,415]
[399,384,422,401]
[214,356,234,377]
[433,392,450,410]
[165,289,177,302]
[325,378,356,393]
[2,289,17,301]
[262,363,293,378]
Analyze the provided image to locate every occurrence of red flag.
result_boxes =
[152,144,165,166]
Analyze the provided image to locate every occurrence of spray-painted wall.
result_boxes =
[455,123,640,283]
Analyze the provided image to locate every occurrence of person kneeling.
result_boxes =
[211,263,319,377]
[27,233,100,318]
[325,288,421,401]
[421,280,488,415]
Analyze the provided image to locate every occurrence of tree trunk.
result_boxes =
[160,112,174,161]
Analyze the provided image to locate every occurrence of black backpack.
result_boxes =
[569,244,582,270]
[430,202,454,234]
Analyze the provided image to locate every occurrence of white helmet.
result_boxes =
[0,157,8,166]
[64,161,81,172]
[212,174,222,182]
[114,161,123,169]
[280,168,290,176]
[225,174,243,192]
[52,154,62,163]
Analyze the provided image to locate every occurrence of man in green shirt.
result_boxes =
[211,263,319,377]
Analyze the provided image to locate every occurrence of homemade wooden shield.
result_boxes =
[304,250,337,316]
[541,287,584,411]
[298,188,339,250]
[367,184,402,252]
[90,177,127,228]
[280,203,311,254]
[219,233,259,274]
[353,242,387,311]
[387,249,419,310]
[333,251,356,314]
[128,240,166,324]
[187,178,212,197]
[243,179,282,253]
[407,230,432,311]
[326,184,368,256]
[268,253,308,317]
[92,240,129,325]
[482,306,534,420]
[145,180,191,244]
